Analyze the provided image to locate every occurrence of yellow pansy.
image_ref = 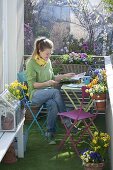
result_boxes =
[94,131,98,136]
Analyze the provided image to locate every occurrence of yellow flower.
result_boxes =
[100,132,105,137]
[104,143,109,147]
[80,155,84,159]
[16,90,20,94]
[23,85,27,90]
[8,80,28,100]
[89,89,92,93]
[97,146,101,149]
[85,89,89,93]
[92,139,97,144]
[26,93,29,96]
[90,93,93,97]
[94,147,98,151]
[94,131,98,136]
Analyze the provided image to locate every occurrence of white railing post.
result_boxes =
[105,55,113,170]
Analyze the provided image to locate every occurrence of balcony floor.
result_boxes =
[0,114,110,170]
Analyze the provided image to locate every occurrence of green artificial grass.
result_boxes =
[0,115,110,170]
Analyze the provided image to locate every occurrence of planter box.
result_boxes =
[60,64,89,74]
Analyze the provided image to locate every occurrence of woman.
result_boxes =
[26,37,75,144]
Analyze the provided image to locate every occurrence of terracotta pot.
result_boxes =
[84,162,105,170]
[92,93,106,111]
[1,115,14,130]
[2,142,17,164]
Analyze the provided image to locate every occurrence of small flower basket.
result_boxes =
[60,53,93,65]
[60,53,93,74]
[80,131,110,170]
[60,63,89,74]
[84,162,104,170]
[52,53,93,74]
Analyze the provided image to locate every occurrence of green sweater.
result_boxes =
[26,58,55,100]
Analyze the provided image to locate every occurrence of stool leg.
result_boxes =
[26,104,45,135]
[58,116,80,155]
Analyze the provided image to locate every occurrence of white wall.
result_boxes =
[0,0,24,92]
[105,56,113,170]
[17,0,24,72]
[0,0,3,92]
[7,0,18,83]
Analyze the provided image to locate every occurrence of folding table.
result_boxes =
[61,83,93,112]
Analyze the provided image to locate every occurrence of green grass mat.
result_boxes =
[0,115,110,170]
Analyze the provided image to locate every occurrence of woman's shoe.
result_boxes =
[45,132,56,145]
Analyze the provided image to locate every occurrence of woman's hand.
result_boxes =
[64,73,75,78]
[47,80,59,86]
[55,73,76,82]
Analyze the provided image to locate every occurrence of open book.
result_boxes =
[71,72,86,80]
[66,83,84,88]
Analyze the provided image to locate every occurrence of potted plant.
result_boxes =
[51,53,93,74]
[60,52,93,65]
[5,80,29,120]
[80,131,110,170]
[8,80,28,100]
[61,53,94,74]
[86,69,107,111]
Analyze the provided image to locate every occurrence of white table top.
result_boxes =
[61,83,85,90]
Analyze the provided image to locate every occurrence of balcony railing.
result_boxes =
[23,55,105,73]
[105,55,113,170]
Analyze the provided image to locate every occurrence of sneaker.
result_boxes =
[45,132,56,145]
[48,140,56,145]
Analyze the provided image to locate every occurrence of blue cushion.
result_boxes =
[17,71,27,83]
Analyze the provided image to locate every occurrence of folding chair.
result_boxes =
[58,86,98,156]
[17,71,47,149]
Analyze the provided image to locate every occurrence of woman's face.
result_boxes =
[39,48,52,61]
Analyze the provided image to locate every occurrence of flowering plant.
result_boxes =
[89,68,107,82]
[86,69,107,97]
[86,83,107,97]
[8,80,28,100]
[60,52,93,65]
[81,149,103,164]
[80,131,110,164]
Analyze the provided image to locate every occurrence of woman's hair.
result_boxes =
[32,37,54,57]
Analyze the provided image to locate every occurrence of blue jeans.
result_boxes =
[32,88,66,133]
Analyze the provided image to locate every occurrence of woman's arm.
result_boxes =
[33,80,59,89]
[55,73,75,82]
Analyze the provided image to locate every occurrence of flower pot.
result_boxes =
[92,93,106,111]
[84,162,105,170]
[2,142,17,164]
[1,115,14,130]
